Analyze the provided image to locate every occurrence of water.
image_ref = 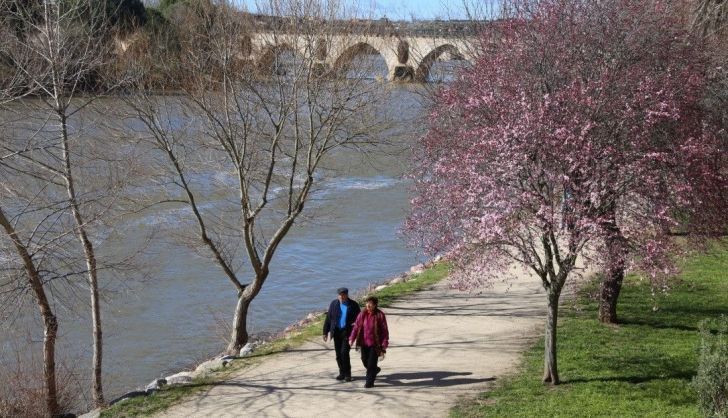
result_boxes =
[0,83,444,404]
[96,167,422,397]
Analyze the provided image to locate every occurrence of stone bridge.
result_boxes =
[249,33,471,81]
[242,18,477,82]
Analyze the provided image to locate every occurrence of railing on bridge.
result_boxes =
[245,13,485,37]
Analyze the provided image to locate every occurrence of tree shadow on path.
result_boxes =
[378,371,496,387]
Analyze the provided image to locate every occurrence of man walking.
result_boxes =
[323,287,361,382]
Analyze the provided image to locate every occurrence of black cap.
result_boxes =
[337,287,349,295]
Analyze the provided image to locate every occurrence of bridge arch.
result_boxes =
[332,42,389,79]
[415,44,466,82]
[240,35,253,57]
[257,43,300,76]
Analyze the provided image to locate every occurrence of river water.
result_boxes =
[0,82,441,404]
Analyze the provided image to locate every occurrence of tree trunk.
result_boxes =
[227,292,252,355]
[543,291,560,385]
[59,110,105,405]
[598,261,624,324]
[43,312,60,416]
[0,207,60,416]
[226,273,267,355]
[599,204,626,324]
[77,231,104,406]
[89,264,104,406]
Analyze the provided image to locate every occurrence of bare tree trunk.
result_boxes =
[42,311,60,417]
[227,293,251,355]
[59,111,105,405]
[88,260,104,406]
[542,290,560,385]
[599,204,626,324]
[226,273,266,355]
[0,207,60,416]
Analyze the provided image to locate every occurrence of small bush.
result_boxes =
[0,340,83,418]
[693,316,728,418]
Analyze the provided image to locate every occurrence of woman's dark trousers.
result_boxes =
[333,329,351,378]
[360,345,380,386]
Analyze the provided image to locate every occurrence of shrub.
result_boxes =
[693,316,728,418]
[0,341,82,418]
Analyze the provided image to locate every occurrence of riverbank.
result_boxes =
[452,243,728,417]
[95,261,452,417]
[96,260,553,417]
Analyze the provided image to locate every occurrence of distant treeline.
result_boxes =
[0,0,254,93]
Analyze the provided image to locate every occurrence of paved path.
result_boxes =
[157,271,548,418]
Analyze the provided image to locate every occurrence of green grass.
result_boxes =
[452,244,728,418]
[101,262,450,417]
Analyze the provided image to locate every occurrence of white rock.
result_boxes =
[145,378,167,391]
[239,342,256,357]
[165,372,193,385]
[433,255,443,262]
[409,263,425,274]
[375,284,388,291]
[389,277,405,284]
[78,408,101,418]
[194,359,224,376]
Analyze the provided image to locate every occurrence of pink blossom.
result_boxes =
[405,0,726,319]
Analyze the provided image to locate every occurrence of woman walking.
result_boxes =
[350,296,389,388]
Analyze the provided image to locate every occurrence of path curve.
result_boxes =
[157,271,547,418]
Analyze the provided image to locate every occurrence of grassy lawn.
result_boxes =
[100,262,450,417]
[452,243,728,418]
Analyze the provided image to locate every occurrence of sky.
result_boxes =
[367,0,467,20]
[233,0,498,20]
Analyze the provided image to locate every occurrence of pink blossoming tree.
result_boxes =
[406,0,726,384]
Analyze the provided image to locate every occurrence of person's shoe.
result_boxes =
[345,376,353,382]
[364,382,374,388]
[335,374,345,381]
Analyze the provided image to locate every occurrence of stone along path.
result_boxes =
[157,271,548,418]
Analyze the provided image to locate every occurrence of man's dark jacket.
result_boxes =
[323,298,361,337]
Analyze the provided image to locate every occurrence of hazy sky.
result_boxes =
[233,0,494,20]
[366,0,467,19]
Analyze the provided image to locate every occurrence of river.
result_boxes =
[0,81,443,406]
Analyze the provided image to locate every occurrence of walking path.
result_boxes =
[157,271,548,418]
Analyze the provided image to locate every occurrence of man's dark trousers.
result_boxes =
[333,328,352,378]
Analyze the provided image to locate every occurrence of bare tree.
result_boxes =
[0,3,63,415]
[0,0,140,408]
[692,0,728,38]
[0,210,63,416]
[125,0,392,355]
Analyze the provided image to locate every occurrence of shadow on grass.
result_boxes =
[619,304,728,332]
[618,318,701,332]
[562,370,695,385]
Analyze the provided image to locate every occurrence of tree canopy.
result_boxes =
[406,0,726,384]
